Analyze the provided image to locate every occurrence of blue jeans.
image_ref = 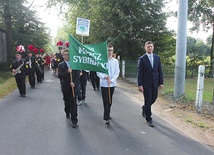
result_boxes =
[77,81,87,101]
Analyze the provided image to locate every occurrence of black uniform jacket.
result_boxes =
[58,61,80,92]
[11,59,26,78]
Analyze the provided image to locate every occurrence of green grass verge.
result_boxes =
[0,72,17,99]
[163,78,213,102]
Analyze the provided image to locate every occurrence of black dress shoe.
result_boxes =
[66,114,70,119]
[72,123,78,128]
[147,121,154,127]
[142,106,146,117]
[22,94,25,98]
[142,110,145,117]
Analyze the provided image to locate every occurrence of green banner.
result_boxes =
[69,35,108,74]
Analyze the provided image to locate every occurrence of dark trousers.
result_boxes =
[78,81,87,101]
[91,74,100,90]
[62,90,78,124]
[35,68,42,82]
[143,86,158,121]
[15,76,26,95]
[41,65,44,80]
[101,87,115,120]
[28,71,35,87]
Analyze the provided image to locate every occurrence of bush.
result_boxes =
[0,61,10,71]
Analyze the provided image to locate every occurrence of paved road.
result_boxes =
[0,71,214,155]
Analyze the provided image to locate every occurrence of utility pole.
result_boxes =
[174,0,188,98]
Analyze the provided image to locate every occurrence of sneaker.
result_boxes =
[77,101,82,106]
[82,100,87,104]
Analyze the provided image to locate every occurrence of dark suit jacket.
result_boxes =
[137,54,163,88]
[58,61,80,92]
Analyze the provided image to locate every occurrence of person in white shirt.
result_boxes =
[97,44,120,125]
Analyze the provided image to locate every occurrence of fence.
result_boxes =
[119,60,214,104]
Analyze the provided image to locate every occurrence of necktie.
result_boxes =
[149,55,153,68]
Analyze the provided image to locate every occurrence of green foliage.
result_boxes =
[0,71,13,83]
[188,0,214,32]
[188,0,214,76]
[0,0,51,56]
[0,61,9,71]
[48,0,176,60]
[186,36,210,67]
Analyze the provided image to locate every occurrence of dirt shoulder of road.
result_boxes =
[117,78,214,148]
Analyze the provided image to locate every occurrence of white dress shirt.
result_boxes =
[146,53,153,68]
[97,57,120,87]
[64,60,70,68]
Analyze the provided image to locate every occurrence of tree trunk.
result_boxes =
[210,23,214,77]
[3,0,14,63]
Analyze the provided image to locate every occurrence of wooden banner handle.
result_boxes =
[70,72,75,98]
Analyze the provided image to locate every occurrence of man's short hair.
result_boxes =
[145,41,154,46]
[63,49,69,54]
[108,44,113,48]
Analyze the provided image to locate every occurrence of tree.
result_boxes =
[188,0,214,77]
[48,0,176,61]
[187,36,209,64]
[0,0,50,62]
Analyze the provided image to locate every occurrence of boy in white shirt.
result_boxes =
[97,44,120,125]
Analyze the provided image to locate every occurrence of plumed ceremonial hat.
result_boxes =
[40,48,45,53]
[56,41,64,50]
[27,45,34,53]
[15,45,25,54]
[65,41,69,48]
[33,48,39,54]
[56,41,64,47]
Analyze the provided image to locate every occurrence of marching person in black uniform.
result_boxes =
[58,49,80,128]
[55,41,64,76]
[34,48,43,83]
[90,71,100,91]
[11,45,27,97]
[25,45,36,89]
[39,49,46,80]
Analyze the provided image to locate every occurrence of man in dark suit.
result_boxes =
[137,41,164,127]
[58,49,80,128]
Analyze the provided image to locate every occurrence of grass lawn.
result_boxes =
[0,72,17,99]
[163,78,214,102]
